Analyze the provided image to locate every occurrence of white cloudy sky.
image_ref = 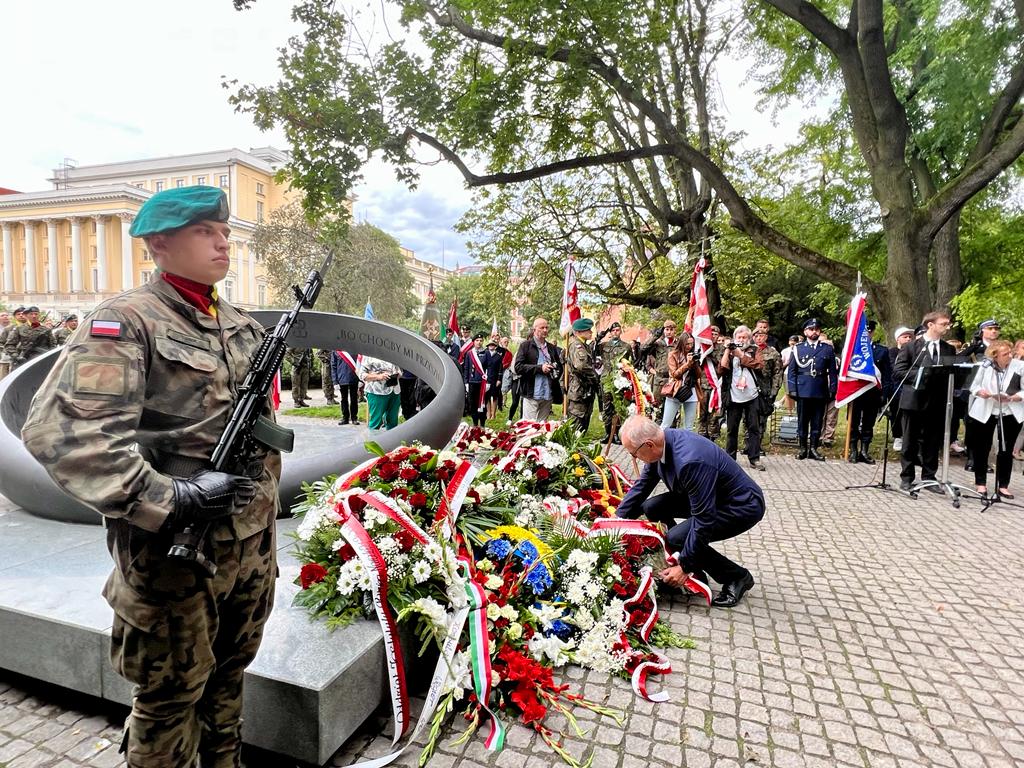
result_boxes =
[0,0,807,270]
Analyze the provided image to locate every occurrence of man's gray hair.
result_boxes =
[734,324,752,337]
[621,415,663,445]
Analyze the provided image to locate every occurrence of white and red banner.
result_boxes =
[335,350,358,372]
[835,292,880,407]
[446,298,460,341]
[271,369,281,411]
[684,256,721,410]
[559,259,582,335]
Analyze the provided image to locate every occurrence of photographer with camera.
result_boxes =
[359,354,402,430]
[513,316,565,421]
[638,319,676,417]
[662,332,704,431]
[718,325,767,470]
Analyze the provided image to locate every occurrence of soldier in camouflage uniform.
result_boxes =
[0,310,13,380]
[21,187,281,768]
[3,306,55,368]
[753,327,782,450]
[316,348,338,404]
[638,319,676,416]
[52,314,79,346]
[566,318,600,433]
[286,346,312,407]
[597,321,631,441]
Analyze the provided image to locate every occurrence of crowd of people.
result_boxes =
[0,306,78,379]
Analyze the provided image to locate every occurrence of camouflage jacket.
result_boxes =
[4,323,55,366]
[598,337,631,379]
[52,326,76,346]
[316,348,332,366]
[756,344,783,400]
[21,278,281,541]
[286,347,312,369]
[567,337,600,400]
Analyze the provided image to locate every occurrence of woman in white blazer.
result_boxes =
[967,339,1024,498]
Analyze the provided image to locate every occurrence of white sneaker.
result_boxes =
[893,438,903,451]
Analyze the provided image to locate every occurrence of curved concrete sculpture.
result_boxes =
[0,311,463,525]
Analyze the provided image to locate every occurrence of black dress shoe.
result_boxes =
[900,479,914,492]
[337,419,350,425]
[857,451,876,465]
[796,449,808,460]
[808,449,826,461]
[848,452,859,464]
[711,573,755,608]
[997,489,1014,499]
[964,460,974,472]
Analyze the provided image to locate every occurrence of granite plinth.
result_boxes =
[0,510,386,765]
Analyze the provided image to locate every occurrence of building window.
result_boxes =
[197,175,207,185]
[45,271,51,292]
[257,284,266,306]
[91,268,98,289]
[175,178,185,188]
[256,201,264,222]
[141,270,153,284]
[219,174,229,188]
[141,248,151,262]
[256,181,265,195]
[224,279,235,302]
[155,180,165,192]
[133,181,146,189]
[67,268,73,288]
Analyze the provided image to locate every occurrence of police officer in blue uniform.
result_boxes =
[786,318,838,460]
[847,320,894,463]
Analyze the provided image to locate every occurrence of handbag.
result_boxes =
[661,379,680,397]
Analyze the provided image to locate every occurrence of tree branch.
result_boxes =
[968,57,1024,162]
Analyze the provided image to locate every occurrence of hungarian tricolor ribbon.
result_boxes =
[459,556,507,751]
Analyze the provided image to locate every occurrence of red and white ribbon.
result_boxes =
[468,349,488,412]
[630,652,672,703]
[435,460,476,541]
[336,350,358,372]
[337,455,385,490]
[622,565,658,642]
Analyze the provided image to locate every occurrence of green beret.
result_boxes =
[130,186,230,237]
[572,318,594,332]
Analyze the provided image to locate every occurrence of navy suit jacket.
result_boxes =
[786,341,838,400]
[616,429,765,572]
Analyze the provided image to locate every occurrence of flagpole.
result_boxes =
[843,274,862,462]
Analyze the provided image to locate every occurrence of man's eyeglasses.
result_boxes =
[626,440,651,458]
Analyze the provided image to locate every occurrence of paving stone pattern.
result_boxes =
[2,429,1024,767]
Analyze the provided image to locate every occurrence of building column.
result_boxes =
[118,213,134,290]
[24,221,38,293]
[70,217,83,292]
[44,219,60,293]
[93,215,107,292]
[1,222,12,292]
[247,244,256,304]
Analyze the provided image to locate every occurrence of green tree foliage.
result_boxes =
[229,0,1024,330]
[250,202,416,323]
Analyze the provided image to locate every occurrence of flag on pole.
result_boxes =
[835,292,880,407]
[270,369,282,411]
[445,298,460,342]
[491,316,499,338]
[364,300,375,320]
[559,259,581,335]
[420,273,441,340]
[685,256,721,410]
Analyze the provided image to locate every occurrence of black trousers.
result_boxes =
[467,382,487,426]
[725,398,762,462]
[338,383,360,422]
[399,377,417,420]
[508,381,523,422]
[796,396,826,448]
[849,389,881,448]
[638,493,761,585]
[969,415,1022,489]
[889,402,904,440]
[900,407,944,482]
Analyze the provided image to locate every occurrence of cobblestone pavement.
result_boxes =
[3,433,1024,767]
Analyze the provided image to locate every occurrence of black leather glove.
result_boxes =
[596,328,610,343]
[652,326,665,339]
[171,470,257,526]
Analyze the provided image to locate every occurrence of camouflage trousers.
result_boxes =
[566,394,595,434]
[321,361,336,402]
[104,524,277,768]
[291,367,310,404]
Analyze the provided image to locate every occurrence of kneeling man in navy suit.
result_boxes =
[617,415,765,607]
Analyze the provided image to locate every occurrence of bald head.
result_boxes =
[620,415,666,462]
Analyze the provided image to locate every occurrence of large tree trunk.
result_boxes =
[872,223,932,331]
[931,213,963,311]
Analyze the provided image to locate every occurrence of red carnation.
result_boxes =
[378,462,400,482]
[409,492,428,508]
[395,530,416,551]
[623,390,634,402]
[400,467,419,481]
[337,543,356,562]
[300,562,328,589]
[435,469,451,482]
[390,487,410,500]
[535,467,550,481]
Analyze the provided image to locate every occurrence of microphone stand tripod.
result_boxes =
[844,410,893,492]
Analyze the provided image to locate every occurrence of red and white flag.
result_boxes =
[685,256,721,410]
[559,259,582,335]
[446,298,460,342]
[835,292,880,407]
[491,316,499,338]
[271,369,282,411]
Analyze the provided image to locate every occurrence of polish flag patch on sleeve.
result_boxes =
[90,320,123,339]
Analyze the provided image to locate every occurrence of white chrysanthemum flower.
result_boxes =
[566,584,587,605]
[513,512,533,528]
[337,576,356,596]
[573,623,626,674]
[330,537,345,552]
[421,541,442,562]
[574,609,596,631]
[296,503,337,541]
[376,536,400,558]
[607,563,622,580]
[357,573,373,591]
[613,375,629,389]
[412,560,432,584]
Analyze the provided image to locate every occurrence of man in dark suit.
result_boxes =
[893,310,955,492]
[616,415,765,608]
[786,318,838,460]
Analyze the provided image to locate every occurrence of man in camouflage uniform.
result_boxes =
[3,305,55,369]
[753,326,782,451]
[286,346,312,407]
[597,321,631,442]
[0,310,13,380]
[316,348,337,404]
[21,186,281,768]
[566,318,601,433]
[638,318,677,416]
[52,314,79,346]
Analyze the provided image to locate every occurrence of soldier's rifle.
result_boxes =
[168,249,335,577]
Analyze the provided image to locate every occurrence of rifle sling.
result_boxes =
[254,415,295,453]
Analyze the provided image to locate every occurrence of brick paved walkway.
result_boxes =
[3,446,1024,767]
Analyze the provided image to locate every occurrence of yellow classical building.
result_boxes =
[0,146,292,316]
